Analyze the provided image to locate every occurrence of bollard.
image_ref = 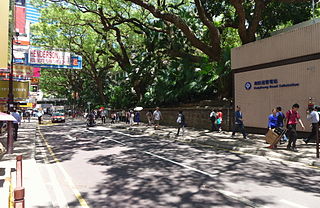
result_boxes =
[14,187,25,208]
[14,155,25,208]
[16,155,23,187]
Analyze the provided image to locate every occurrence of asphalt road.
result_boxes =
[35,119,320,208]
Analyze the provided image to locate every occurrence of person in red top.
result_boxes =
[285,103,305,152]
[216,111,223,132]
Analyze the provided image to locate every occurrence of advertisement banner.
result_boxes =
[33,67,41,77]
[0,80,29,101]
[0,0,10,71]
[28,49,71,66]
[13,64,33,77]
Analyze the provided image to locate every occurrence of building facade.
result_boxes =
[232,19,320,132]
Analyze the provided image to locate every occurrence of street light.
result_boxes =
[7,0,17,154]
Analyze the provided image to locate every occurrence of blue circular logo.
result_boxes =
[245,82,252,90]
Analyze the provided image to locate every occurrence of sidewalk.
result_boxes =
[109,122,320,167]
[0,120,53,208]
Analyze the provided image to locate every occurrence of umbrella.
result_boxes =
[134,107,143,111]
[0,112,17,122]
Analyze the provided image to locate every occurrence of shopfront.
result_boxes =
[232,20,320,132]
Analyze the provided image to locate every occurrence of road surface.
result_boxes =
[34,119,320,208]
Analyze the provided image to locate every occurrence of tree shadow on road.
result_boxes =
[40,124,320,207]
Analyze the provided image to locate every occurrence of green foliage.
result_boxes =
[31,0,318,110]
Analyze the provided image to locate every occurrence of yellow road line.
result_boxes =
[37,126,90,208]
[8,177,13,208]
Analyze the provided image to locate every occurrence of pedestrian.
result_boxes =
[216,110,223,132]
[101,110,106,124]
[126,111,130,124]
[285,103,305,152]
[37,110,43,124]
[209,109,217,132]
[135,111,140,125]
[231,106,247,139]
[146,110,153,126]
[25,110,31,123]
[11,109,21,141]
[303,106,319,144]
[267,108,279,148]
[153,107,162,130]
[276,106,288,144]
[176,111,185,136]
[129,110,135,126]
[111,113,116,124]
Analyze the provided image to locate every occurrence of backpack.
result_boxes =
[210,112,216,121]
[176,116,182,124]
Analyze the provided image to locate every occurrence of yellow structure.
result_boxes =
[0,0,10,71]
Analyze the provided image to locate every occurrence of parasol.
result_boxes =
[0,112,17,121]
[134,107,143,111]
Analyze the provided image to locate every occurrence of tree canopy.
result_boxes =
[31,0,319,109]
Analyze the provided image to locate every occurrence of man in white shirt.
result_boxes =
[153,107,162,130]
[304,106,320,144]
[11,109,21,141]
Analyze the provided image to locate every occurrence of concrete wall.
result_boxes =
[138,107,234,131]
[232,22,320,70]
[235,59,320,132]
[232,21,320,132]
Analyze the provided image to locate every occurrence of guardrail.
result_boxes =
[14,155,24,208]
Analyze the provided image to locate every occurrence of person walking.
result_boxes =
[135,111,141,125]
[101,110,106,124]
[146,110,153,126]
[276,106,288,144]
[37,110,43,124]
[11,109,21,141]
[216,110,223,132]
[267,109,279,149]
[176,111,185,136]
[153,107,162,130]
[303,106,319,144]
[231,106,247,139]
[285,103,305,152]
[111,113,116,124]
[125,111,130,124]
[129,110,135,126]
[209,109,217,132]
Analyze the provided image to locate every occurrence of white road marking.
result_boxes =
[105,137,258,207]
[66,134,77,140]
[280,199,309,208]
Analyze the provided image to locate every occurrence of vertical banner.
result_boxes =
[0,0,10,71]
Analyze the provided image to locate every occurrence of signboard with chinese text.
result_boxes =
[13,64,33,77]
[0,80,29,102]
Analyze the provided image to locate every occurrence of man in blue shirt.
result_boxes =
[232,106,247,139]
[11,109,21,141]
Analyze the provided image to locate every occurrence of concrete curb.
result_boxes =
[124,126,320,168]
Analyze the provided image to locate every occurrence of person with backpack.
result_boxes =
[303,106,319,144]
[209,109,217,132]
[285,103,305,152]
[276,106,288,143]
[176,111,185,136]
[216,110,223,132]
[231,106,247,139]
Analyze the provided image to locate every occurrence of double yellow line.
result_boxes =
[38,126,90,208]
